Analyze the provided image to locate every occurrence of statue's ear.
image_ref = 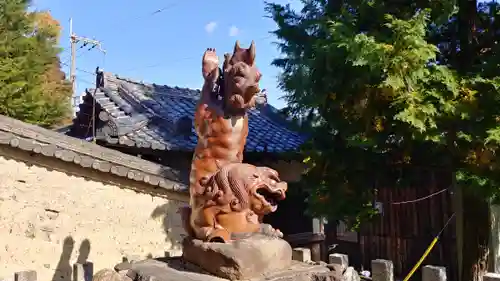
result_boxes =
[233,40,241,55]
[247,40,256,66]
[223,53,231,71]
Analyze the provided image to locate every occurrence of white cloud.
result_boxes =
[205,21,217,34]
[229,25,239,37]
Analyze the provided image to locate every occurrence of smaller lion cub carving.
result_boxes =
[180,163,288,242]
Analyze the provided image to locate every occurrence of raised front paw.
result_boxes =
[202,48,219,81]
[259,223,283,238]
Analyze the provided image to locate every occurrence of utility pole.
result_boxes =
[69,18,106,115]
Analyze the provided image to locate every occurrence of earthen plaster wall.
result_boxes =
[0,146,188,281]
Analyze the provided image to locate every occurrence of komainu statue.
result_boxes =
[182,41,288,243]
[186,163,287,242]
[104,41,332,281]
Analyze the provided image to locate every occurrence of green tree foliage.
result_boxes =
[0,0,71,127]
[34,11,73,126]
[267,0,500,279]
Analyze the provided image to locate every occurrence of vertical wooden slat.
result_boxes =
[428,173,437,266]
[389,186,397,272]
[394,186,400,273]
[412,186,419,239]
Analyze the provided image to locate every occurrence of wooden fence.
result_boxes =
[356,169,457,280]
[323,169,458,280]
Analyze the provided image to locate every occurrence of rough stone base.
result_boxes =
[181,234,293,280]
[127,258,330,281]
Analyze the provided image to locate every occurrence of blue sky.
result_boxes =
[31,0,303,110]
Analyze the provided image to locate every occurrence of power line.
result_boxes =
[121,34,274,73]
[64,34,277,110]
[121,56,196,72]
[61,62,95,76]
[128,3,180,22]
[59,1,182,74]
[75,77,94,85]
[66,34,274,76]
[61,46,94,66]
[68,17,106,112]
[59,0,273,76]
[99,1,182,38]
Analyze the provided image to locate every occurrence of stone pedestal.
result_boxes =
[181,234,293,280]
[127,258,330,281]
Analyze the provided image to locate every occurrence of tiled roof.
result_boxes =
[70,73,307,153]
[0,114,187,191]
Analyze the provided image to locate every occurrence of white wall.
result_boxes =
[0,155,187,281]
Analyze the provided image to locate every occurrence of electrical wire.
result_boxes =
[98,1,183,37]
[76,77,94,85]
[130,3,180,22]
[60,61,94,76]
[60,1,182,79]
[61,33,273,75]
[65,33,277,125]
[61,48,90,66]
[106,34,274,73]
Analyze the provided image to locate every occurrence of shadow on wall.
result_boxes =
[51,236,91,281]
[150,202,186,251]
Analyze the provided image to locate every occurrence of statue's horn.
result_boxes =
[248,40,256,66]
[223,53,231,70]
[233,40,241,54]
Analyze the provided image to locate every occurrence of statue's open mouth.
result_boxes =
[256,188,285,212]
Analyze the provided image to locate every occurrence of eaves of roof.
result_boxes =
[0,114,187,192]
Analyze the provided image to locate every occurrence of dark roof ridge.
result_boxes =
[109,73,202,99]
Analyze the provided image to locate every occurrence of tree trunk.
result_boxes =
[457,0,477,74]
[456,1,486,279]
[461,187,490,281]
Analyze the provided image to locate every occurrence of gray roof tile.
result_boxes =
[73,73,307,153]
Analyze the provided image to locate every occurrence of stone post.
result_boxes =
[372,259,394,281]
[292,247,311,262]
[329,253,348,273]
[485,273,500,281]
[312,218,324,261]
[422,265,447,281]
[14,271,36,281]
[73,262,94,281]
